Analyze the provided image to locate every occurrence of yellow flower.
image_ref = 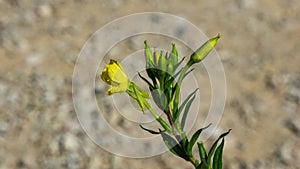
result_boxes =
[100,59,129,95]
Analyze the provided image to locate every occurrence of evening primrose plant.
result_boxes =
[100,35,230,169]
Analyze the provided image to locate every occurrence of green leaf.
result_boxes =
[197,142,208,162]
[187,124,211,156]
[197,142,211,169]
[173,56,185,71]
[160,130,189,161]
[151,89,166,111]
[138,72,154,89]
[181,93,196,129]
[139,125,166,134]
[172,64,192,115]
[163,73,175,90]
[146,67,157,85]
[173,88,198,121]
[207,129,231,165]
[184,68,195,78]
[212,138,224,169]
[171,62,194,89]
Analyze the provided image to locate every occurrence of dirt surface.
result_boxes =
[0,0,300,169]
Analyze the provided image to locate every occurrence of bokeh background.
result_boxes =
[0,0,299,169]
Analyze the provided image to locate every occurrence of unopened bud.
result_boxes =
[188,34,220,66]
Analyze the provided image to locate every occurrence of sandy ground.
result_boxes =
[0,0,299,169]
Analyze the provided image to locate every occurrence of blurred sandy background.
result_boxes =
[0,0,299,169]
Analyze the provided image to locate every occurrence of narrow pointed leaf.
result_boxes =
[173,56,185,71]
[172,68,194,91]
[184,68,195,79]
[160,130,189,160]
[197,142,208,162]
[187,124,211,156]
[212,138,225,169]
[172,65,189,117]
[207,129,231,164]
[164,74,175,90]
[146,67,156,83]
[138,72,154,89]
[151,89,166,111]
[139,125,166,134]
[181,93,196,129]
[173,67,183,80]
[173,88,198,121]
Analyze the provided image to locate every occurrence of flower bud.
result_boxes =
[170,43,178,66]
[144,40,154,68]
[188,34,220,66]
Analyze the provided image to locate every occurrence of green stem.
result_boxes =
[173,61,192,130]
[144,101,172,132]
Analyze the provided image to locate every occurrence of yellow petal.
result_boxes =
[100,59,129,95]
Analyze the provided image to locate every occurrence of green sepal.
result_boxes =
[133,85,146,112]
[133,82,149,98]
[127,91,145,112]
[127,82,150,112]
[187,124,211,156]
[212,138,225,169]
